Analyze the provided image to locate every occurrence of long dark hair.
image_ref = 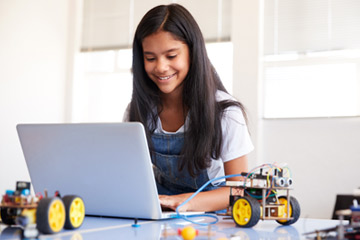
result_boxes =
[130,4,247,177]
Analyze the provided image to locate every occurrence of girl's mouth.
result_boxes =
[157,73,176,81]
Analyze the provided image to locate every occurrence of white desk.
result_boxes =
[0,215,341,239]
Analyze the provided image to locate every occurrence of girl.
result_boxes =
[126,4,254,212]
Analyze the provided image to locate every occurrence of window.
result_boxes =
[72,49,132,122]
[263,0,360,118]
[264,56,359,118]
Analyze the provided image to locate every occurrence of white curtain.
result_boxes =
[81,0,231,51]
[264,0,360,55]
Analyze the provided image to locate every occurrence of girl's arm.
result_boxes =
[159,155,248,212]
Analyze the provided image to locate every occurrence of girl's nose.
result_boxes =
[155,58,169,73]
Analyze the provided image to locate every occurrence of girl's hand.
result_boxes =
[158,155,248,212]
[159,194,190,212]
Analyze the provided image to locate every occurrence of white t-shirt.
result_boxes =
[123,90,254,183]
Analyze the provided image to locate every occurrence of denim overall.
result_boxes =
[151,132,218,195]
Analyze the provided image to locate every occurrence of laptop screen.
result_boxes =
[17,122,164,219]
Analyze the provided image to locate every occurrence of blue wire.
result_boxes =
[171,213,219,226]
[173,173,243,226]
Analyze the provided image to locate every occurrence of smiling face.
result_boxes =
[142,31,190,97]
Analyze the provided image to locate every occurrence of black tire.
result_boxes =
[276,196,301,225]
[232,196,261,228]
[36,197,65,234]
[62,195,85,229]
[0,207,17,225]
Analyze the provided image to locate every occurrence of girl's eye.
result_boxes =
[145,57,155,62]
[167,55,177,59]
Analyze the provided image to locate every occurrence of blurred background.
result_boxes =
[1,0,359,219]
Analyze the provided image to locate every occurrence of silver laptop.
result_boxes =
[16,122,179,220]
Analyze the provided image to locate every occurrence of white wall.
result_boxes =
[263,117,360,218]
[231,0,263,168]
[0,1,72,195]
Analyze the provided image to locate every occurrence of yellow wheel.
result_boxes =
[232,196,260,228]
[276,196,300,225]
[36,197,65,234]
[63,195,85,229]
